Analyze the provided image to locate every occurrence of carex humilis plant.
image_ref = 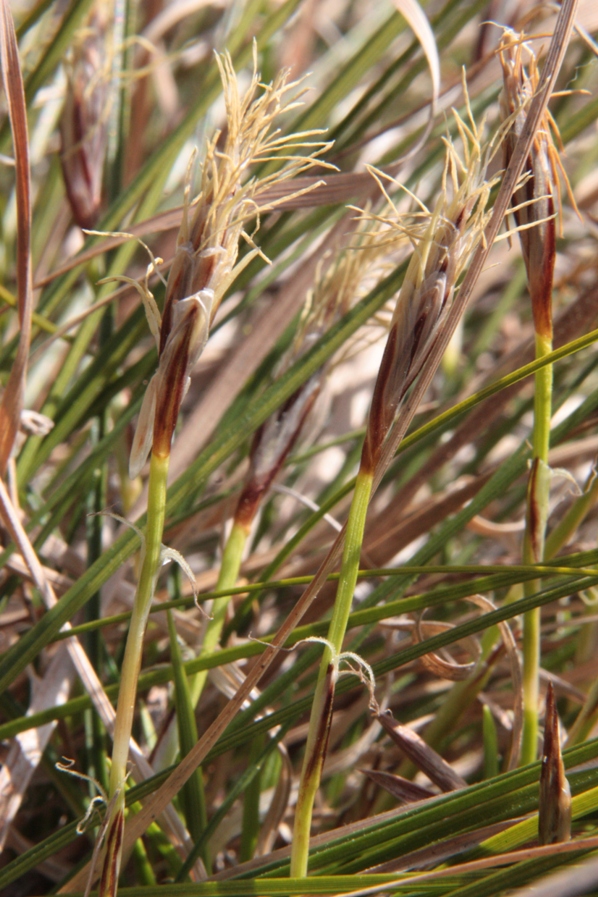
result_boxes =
[96,50,332,897]
[2,0,598,895]
[499,28,578,765]
[290,100,502,876]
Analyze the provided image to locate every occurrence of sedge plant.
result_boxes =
[3,1,598,894]
[290,106,497,877]
[499,30,575,765]
[96,52,331,897]
[405,28,587,781]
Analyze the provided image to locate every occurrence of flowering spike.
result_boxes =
[152,289,213,459]
[499,29,573,340]
[60,5,112,229]
[128,53,331,480]
[539,682,571,844]
[361,126,493,474]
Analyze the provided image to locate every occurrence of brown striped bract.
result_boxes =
[539,682,571,844]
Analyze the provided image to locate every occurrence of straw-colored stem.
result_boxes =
[190,520,248,706]
[521,331,553,766]
[291,469,372,878]
[100,451,168,895]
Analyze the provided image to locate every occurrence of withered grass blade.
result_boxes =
[0,0,33,474]
[377,712,467,792]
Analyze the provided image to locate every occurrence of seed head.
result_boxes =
[361,105,494,474]
[60,6,112,229]
[539,682,571,844]
[129,50,333,478]
[499,30,575,340]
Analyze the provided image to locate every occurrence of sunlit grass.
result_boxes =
[0,0,597,895]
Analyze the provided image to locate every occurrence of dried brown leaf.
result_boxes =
[0,0,33,474]
[360,768,435,803]
[378,711,467,791]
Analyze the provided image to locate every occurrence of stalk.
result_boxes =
[521,333,552,765]
[109,453,168,797]
[190,521,248,705]
[291,470,372,878]
[99,452,168,897]
[499,30,566,764]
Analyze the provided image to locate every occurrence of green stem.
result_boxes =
[521,332,553,766]
[101,451,168,892]
[167,607,209,866]
[532,333,553,462]
[169,519,247,867]
[290,470,373,878]
[190,520,248,706]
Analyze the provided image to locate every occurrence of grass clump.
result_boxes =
[1,0,598,896]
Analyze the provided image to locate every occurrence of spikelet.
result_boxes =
[60,3,113,229]
[499,29,575,340]
[361,103,495,474]
[129,49,333,479]
[539,682,571,844]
